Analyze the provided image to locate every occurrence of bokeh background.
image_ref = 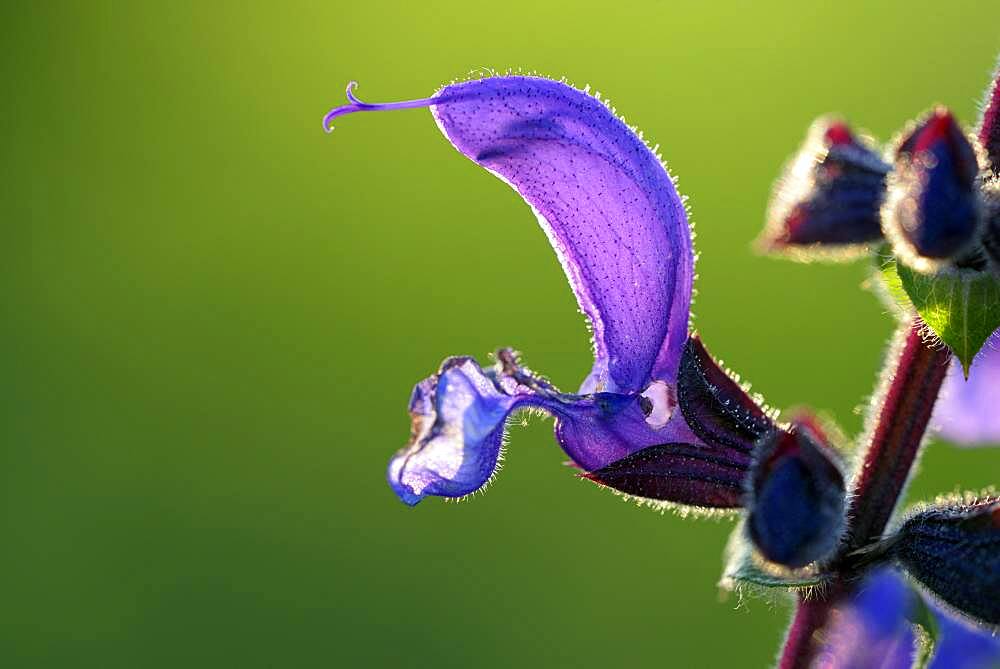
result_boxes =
[4,2,999,666]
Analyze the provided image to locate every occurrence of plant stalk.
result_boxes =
[777,318,952,669]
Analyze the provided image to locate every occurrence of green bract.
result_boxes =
[879,251,1000,375]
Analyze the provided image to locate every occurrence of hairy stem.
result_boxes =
[845,320,952,549]
[777,318,951,669]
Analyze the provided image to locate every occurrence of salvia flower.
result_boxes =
[325,77,773,507]
[333,52,1000,668]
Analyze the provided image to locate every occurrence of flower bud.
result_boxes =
[979,60,1000,177]
[760,118,889,252]
[888,497,1000,625]
[981,181,1000,269]
[885,108,982,267]
[746,417,846,568]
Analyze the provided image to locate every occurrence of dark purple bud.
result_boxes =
[888,497,1000,626]
[747,417,846,568]
[581,442,749,509]
[979,59,1000,177]
[676,335,775,454]
[760,118,889,251]
[981,182,1000,268]
[885,108,982,266]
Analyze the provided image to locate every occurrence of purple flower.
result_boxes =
[325,77,771,506]
[933,330,1000,446]
[815,568,1000,669]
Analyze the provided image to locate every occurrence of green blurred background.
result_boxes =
[3,2,999,666]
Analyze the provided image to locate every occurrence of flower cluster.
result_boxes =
[326,54,1000,668]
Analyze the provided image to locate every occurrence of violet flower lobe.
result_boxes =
[933,331,1000,446]
[325,77,772,507]
[815,568,1000,669]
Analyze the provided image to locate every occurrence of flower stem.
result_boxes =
[777,318,951,668]
[843,320,952,550]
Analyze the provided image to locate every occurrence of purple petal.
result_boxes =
[550,388,700,471]
[932,330,1000,446]
[388,352,700,505]
[326,77,694,394]
[931,606,1000,669]
[815,568,917,669]
[815,568,1000,669]
[387,357,523,505]
[978,55,1000,177]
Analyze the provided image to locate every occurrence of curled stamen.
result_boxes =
[345,80,362,105]
[322,81,440,133]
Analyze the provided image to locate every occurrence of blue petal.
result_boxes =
[816,568,917,669]
[815,568,1000,669]
[932,608,1000,669]
[387,357,520,505]
[746,418,846,568]
[932,329,1000,446]
[387,353,701,505]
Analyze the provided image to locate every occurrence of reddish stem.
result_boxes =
[777,319,951,668]
[844,321,952,549]
[777,588,841,669]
